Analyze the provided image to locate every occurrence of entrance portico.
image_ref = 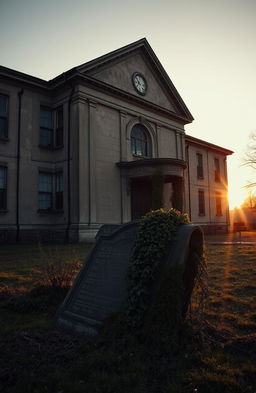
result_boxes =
[117,158,187,220]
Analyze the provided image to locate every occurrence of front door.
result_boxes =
[131,178,152,220]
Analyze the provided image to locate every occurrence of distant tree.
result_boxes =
[243,132,256,189]
[241,191,256,209]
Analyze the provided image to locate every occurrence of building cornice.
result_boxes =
[73,73,192,124]
[0,39,194,125]
[0,65,49,90]
[117,158,187,169]
[0,65,192,125]
[185,134,233,155]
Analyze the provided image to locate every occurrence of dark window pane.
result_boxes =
[0,167,7,210]
[197,166,203,179]
[0,95,8,116]
[197,153,204,178]
[56,128,63,147]
[38,173,52,192]
[40,107,53,147]
[215,171,220,182]
[0,190,7,209]
[214,158,220,171]
[132,126,145,139]
[131,138,136,155]
[56,107,64,147]
[0,95,8,138]
[0,118,8,138]
[216,192,222,215]
[131,124,150,157]
[55,173,63,192]
[198,190,205,215]
[40,128,53,147]
[136,140,143,156]
[142,140,147,156]
[40,108,53,128]
[0,167,7,189]
[57,107,63,127]
[39,193,52,210]
[214,158,220,182]
[55,192,63,210]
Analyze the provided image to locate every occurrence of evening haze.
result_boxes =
[1,0,255,209]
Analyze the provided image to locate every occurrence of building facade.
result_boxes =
[0,39,233,242]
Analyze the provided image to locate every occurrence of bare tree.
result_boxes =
[243,132,256,189]
[241,190,256,208]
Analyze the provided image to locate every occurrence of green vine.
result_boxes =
[123,208,190,328]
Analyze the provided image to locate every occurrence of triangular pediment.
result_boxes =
[76,39,193,123]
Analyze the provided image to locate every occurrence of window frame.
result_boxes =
[0,166,7,211]
[38,172,53,211]
[215,191,222,216]
[214,158,221,182]
[198,189,205,216]
[131,124,151,158]
[0,94,9,140]
[55,171,63,210]
[38,170,64,213]
[39,105,64,149]
[55,106,64,148]
[196,152,204,179]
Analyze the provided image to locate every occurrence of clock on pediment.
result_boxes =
[132,72,147,95]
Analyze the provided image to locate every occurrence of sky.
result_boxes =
[1,0,255,209]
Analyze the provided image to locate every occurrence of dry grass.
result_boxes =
[0,236,256,393]
[204,243,256,336]
[0,243,90,291]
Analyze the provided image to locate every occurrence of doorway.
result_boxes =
[131,177,152,220]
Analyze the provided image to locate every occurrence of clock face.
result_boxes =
[132,73,147,95]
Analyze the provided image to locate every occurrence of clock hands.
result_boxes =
[132,73,147,95]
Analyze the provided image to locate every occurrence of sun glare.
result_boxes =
[228,186,247,210]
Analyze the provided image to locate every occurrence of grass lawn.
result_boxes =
[205,230,256,243]
[0,236,256,393]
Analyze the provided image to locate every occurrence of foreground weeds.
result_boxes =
[0,241,256,393]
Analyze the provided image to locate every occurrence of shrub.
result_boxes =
[1,254,82,314]
[38,258,82,289]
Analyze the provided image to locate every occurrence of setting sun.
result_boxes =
[227,156,255,210]
[228,181,248,210]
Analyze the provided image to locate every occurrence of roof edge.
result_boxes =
[0,65,49,86]
[185,134,233,155]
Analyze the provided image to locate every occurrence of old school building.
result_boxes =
[0,38,233,242]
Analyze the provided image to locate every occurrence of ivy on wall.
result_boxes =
[123,208,190,329]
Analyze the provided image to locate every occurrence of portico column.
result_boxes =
[119,110,130,222]
[88,100,97,224]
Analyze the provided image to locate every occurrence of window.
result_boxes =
[39,106,63,148]
[216,192,222,216]
[214,158,220,182]
[198,189,205,216]
[38,173,53,210]
[56,107,64,147]
[55,172,63,210]
[131,124,151,157]
[0,94,9,139]
[196,153,204,179]
[0,166,7,210]
[38,172,63,212]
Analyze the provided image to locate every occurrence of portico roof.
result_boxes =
[117,158,187,178]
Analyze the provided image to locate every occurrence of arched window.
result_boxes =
[131,124,151,157]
